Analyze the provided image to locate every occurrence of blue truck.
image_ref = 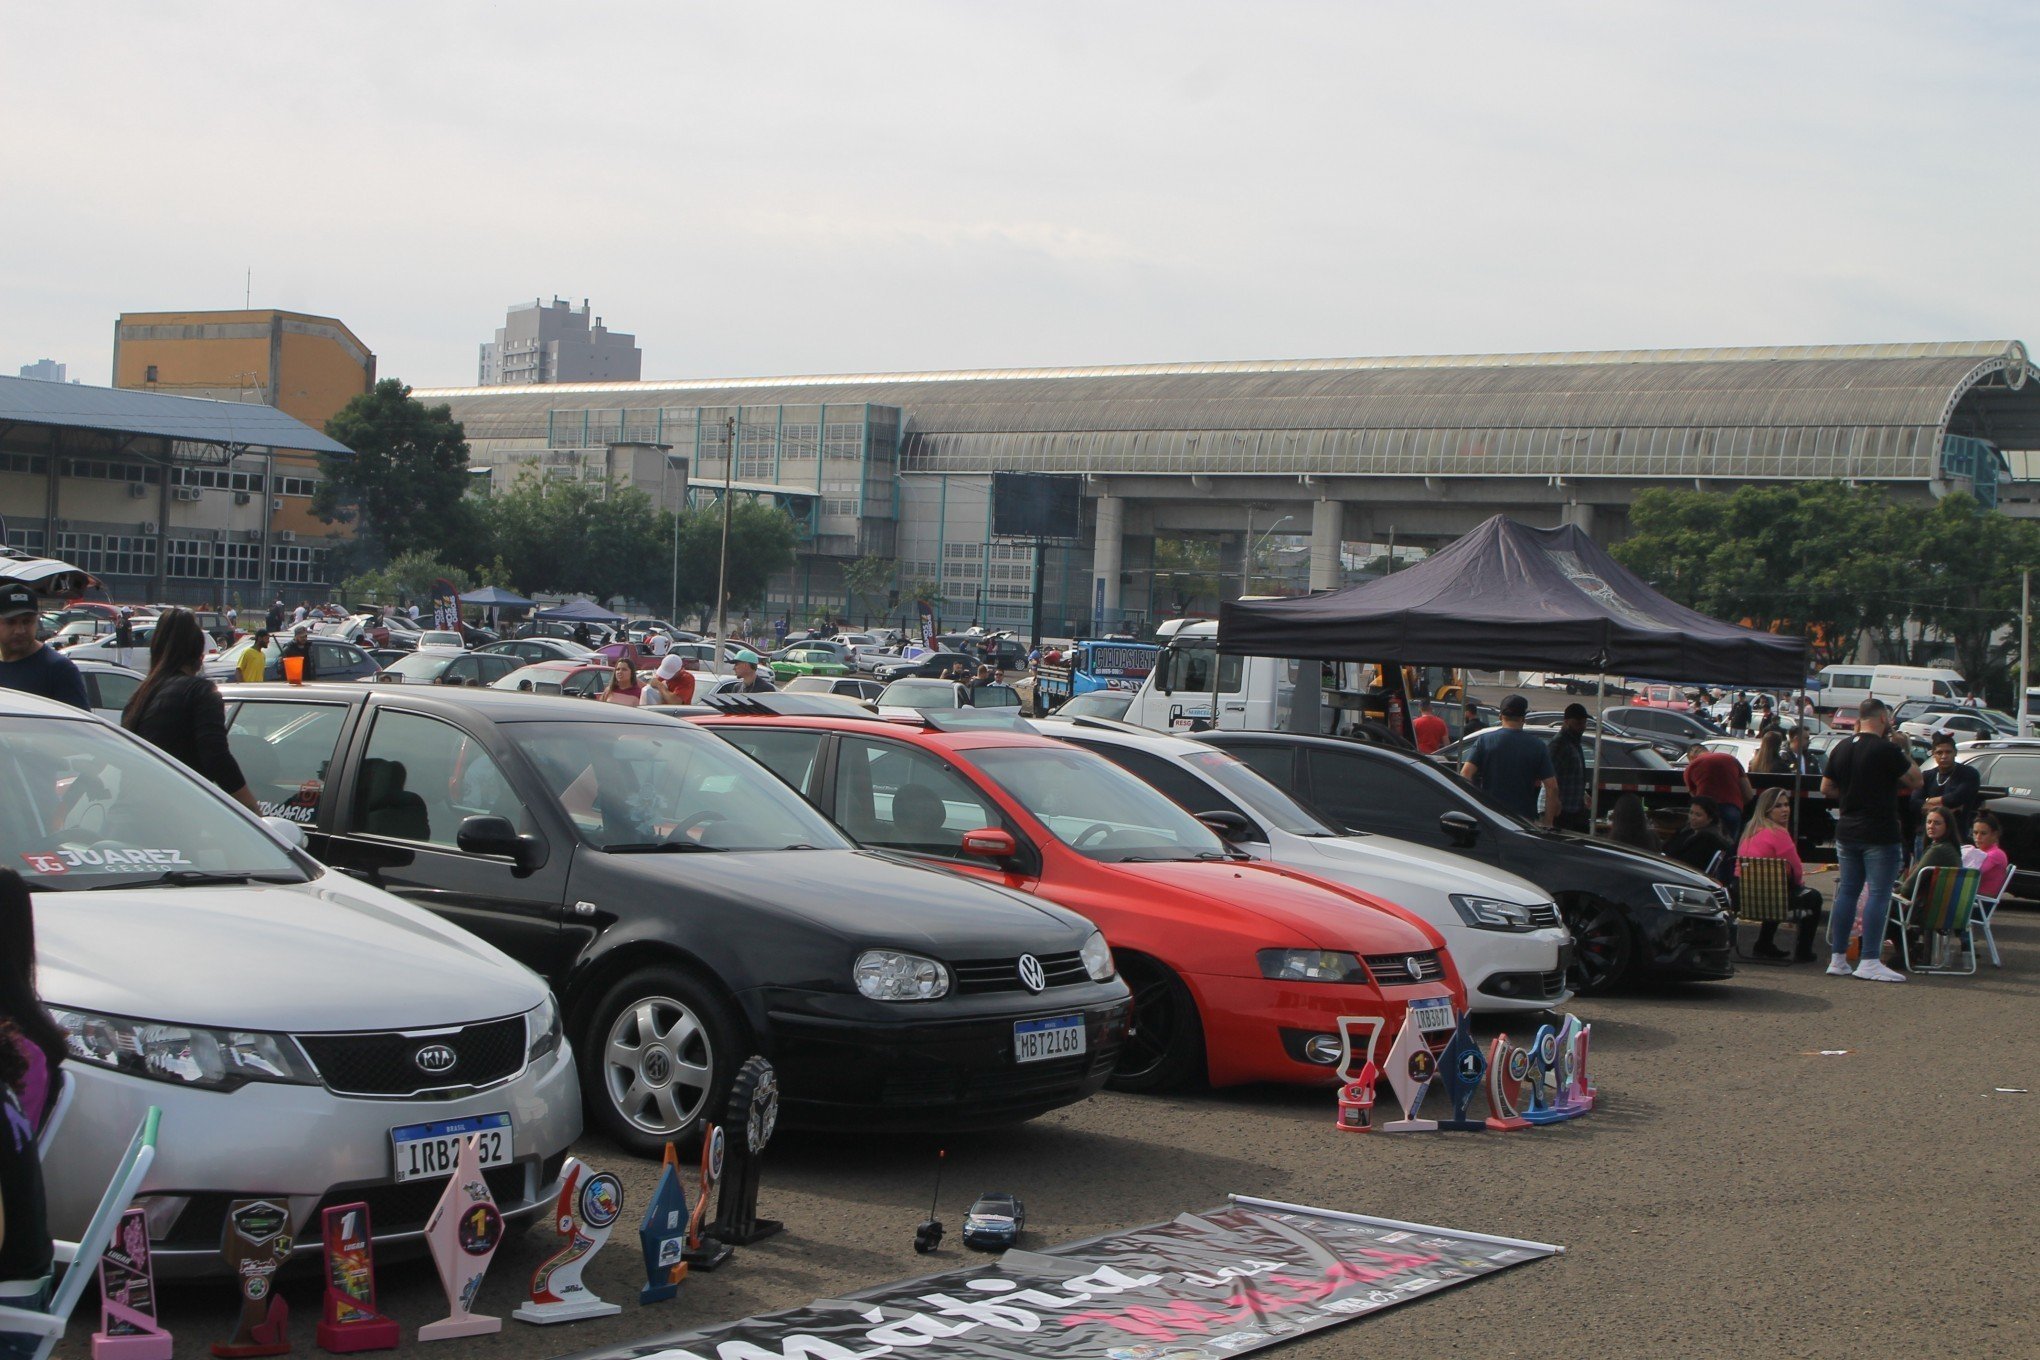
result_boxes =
[1032,638,1160,714]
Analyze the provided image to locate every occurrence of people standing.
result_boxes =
[1728,692,1753,736]
[1411,698,1449,755]
[1458,695,1559,826]
[237,629,271,683]
[732,651,775,693]
[0,584,89,710]
[648,631,671,659]
[1683,744,1756,841]
[266,596,287,633]
[650,654,696,705]
[1913,732,1982,847]
[1548,703,1592,833]
[1739,787,1824,962]
[605,658,645,706]
[1785,725,1822,776]
[280,625,319,682]
[1750,728,1785,775]
[1821,698,1923,983]
[1460,699,1486,736]
[121,610,259,812]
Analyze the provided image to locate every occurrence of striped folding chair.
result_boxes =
[1902,866,1982,975]
[1732,857,1796,965]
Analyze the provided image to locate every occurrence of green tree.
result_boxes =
[843,553,898,626]
[339,551,494,607]
[1907,493,2040,701]
[318,379,479,564]
[481,473,675,604]
[675,497,800,622]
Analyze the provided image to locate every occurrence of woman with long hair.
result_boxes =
[0,870,64,1132]
[1738,787,1824,962]
[605,657,645,706]
[1605,792,1659,852]
[1750,728,1785,775]
[122,608,258,811]
[0,870,57,1308]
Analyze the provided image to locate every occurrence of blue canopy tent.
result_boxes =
[536,598,624,624]
[458,585,537,609]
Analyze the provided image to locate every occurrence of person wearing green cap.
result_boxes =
[732,649,776,694]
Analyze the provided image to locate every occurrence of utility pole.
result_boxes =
[2021,568,2031,736]
[714,416,735,663]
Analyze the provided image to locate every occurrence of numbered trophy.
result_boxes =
[1520,1023,1567,1126]
[213,1200,293,1358]
[94,1207,171,1360]
[316,1204,398,1353]
[1333,1016,1382,1132]
[1378,1011,1439,1133]
[683,1125,733,1271]
[1554,1016,1587,1117]
[1484,1035,1531,1131]
[713,1056,784,1246]
[1573,1022,1598,1111]
[639,1142,692,1305]
[1435,1017,1489,1132]
[418,1136,505,1341]
[515,1159,624,1324]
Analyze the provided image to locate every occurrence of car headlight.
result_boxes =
[1256,949,1367,983]
[854,950,951,1001]
[1079,930,1116,982]
[1653,882,1725,915]
[525,993,563,1062]
[1450,894,1538,932]
[52,1007,320,1092]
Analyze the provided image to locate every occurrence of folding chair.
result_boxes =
[1897,866,1981,975]
[1971,888,2004,969]
[0,1106,160,1360]
[1732,856,1802,965]
[34,1068,72,1160]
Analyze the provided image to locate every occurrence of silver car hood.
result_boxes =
[34,871,547,1032]
[1271,828,1552,907]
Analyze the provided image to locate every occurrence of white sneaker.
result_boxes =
[1854,959,1907,983]
[1826,956,1854,976]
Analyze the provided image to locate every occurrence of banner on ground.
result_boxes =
[558,1195,1559,1360]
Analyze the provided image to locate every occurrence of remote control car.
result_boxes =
[960,1193,1025,1251]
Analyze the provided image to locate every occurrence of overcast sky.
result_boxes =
[6,2,2036,389]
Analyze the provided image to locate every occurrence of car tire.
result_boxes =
[1561,897,1636,995]
[1107,954,1206,1093]
[581,967,740,1158]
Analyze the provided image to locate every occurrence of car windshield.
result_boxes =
[970,745,1230,862]
[382,651,457,680]
[1,715,309,890]
[1180,748,1337,835]
[881,680,959,709]
[509,720,849,852]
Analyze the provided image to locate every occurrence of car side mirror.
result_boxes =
[457,814,544,875]
[260,815,307,849]
[1440,810,1481,847]
[960,827,1017,860]
[1196,810,1253,841]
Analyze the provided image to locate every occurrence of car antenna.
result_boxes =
[913,1148,946,1254]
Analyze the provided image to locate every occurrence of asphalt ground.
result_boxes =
[67,878,2040,1360]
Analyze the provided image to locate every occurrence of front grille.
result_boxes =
[951,950,1089,994]
[1363,950,1447,985]
[1526,903,1562,929]
[880,1043,1119,1110]
[310,1159,545,1238]
[297,1016,525,1097]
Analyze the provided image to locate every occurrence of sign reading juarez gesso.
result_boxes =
[557,1196,1559,1360]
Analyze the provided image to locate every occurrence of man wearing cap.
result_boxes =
[280,624,319,682]
[1459,694,1559,827]
[652,653,695,704]
[0,583,89,710]
[732,650,775,694]
[237,629,271,684]
[1549,703,1593,833]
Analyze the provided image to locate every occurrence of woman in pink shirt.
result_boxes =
[1738,788,1824,962]
[1963,812,2012,900]
[604,658,646,707]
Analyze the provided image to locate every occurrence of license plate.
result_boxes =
[1013,1014,1086,1064]
[389,1112,511,1183]
[1407,997,1456,1034]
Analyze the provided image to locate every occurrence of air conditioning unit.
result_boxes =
[140,521,157,535]
[271,498,283,511]
[245,529,263,543]
[234,491,252,506]
[53,519,70,531]
[278,530,297,543]
[174,487,202,502]
[127,482,148,499]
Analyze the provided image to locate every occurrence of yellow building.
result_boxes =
[111,309,375,563]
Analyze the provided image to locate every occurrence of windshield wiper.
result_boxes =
[603,841,727,853]
[81,870,304,890]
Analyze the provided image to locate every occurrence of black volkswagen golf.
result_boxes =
[221,685,1130,1154]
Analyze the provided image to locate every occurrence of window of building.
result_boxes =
[270,544,326,584]
[63,459,159,485]
[55,532,156,578]
[4,527,46,555]
[173,467,265,493]
[0,454,49,477]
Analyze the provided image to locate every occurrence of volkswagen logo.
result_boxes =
[414,1043,458,1075]
[1016,954,1046,993]
[1405,955,1427,979]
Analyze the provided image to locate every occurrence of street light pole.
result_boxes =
[666,451,682,626]
[2021,567,2031,735]
[714,416,735,663]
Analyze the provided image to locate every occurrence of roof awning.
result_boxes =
[0,375,352,461]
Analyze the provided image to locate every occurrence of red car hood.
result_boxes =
[1106,859,1444,955]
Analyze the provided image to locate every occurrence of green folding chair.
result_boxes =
[1901,866,1981,975]
[1732,856,1799,965]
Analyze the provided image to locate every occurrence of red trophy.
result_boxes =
[316,1205,398,1353]
[1484,1034,1530,1132]
[418,1136,505,1342]
[213,1200,293,1358]
[682,1125,732,1271]
[514,1160,624,1324]
[1332,1016,1381,1132]
[1574,1022,1598,1110]
[94,1207,171,1360]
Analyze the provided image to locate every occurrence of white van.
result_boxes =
[1815,663,1968,712]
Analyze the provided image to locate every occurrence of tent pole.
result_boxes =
[1590,669,1608,832]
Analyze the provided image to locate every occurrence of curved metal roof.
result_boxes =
[415,341,2039,482]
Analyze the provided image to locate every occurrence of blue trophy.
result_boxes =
[638,1143,690,1305]
[1435,1017,1488,1132]
[1520,1023,1566,1126]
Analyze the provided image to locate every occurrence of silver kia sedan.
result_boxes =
[3,689,581,1276]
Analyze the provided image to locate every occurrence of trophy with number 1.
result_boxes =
[418,1136,505,1342]
[1378,1011,1439,1133]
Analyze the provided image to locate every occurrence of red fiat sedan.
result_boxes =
[692,708,1466,1092]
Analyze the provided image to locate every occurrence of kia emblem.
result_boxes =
[414,1043,458,1075]
[1016,954,1046,993]
[1405,955,1426,979]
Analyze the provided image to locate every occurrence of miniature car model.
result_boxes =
[961,1192,1026,1250]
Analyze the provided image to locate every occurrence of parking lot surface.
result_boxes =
[81,890,2039,1360]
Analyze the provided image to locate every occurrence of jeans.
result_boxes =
[1830,840,1902,959]
[1718,805,1744,842]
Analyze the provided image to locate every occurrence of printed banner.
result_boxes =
[556,1196,1558,1360]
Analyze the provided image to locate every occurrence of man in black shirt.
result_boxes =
[0,583,89,710]
[1913,732,1982,846]
[1821,699,1922,983]
[280,625,319,682]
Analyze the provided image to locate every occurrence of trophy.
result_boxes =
[1435,1017,1488,1132]
[1333,1016,1382,1132]
[682,1125,732,1272]
[1378,1011,1439,1133]
[213,1199,293,1358]
[1520,1024,1566,1126]
[315,1204,398,1353]
[1554,1016,1586,1117]
[418,1136,505,1342]
[639,1142,692,1304]
[1573,1022,1598,1110]
[1484,1035,1530,1132]
[94,1207,171,1360]
[711,1057,783,1246]
[515,1160,624,1324]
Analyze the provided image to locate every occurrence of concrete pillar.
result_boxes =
[1309,498,1344,592]
[1562,501,1596,537]
[1092,494,1124,628]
